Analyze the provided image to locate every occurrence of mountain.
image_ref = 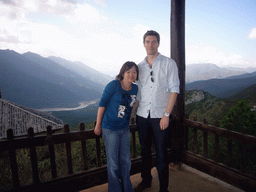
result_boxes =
[223,71,256,79]
[48,56,113,86]
[0,49,104,109]
[185,90,226,124]
[227,84,256,106]
[22,52,104,92]
[186,71,256,98]
[185,83,256,125]
[225,66,256,73]
[185,90,215,105]
[186,63,247,83]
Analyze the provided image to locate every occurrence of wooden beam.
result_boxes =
[171,0,185,119]
[170,0,186,162]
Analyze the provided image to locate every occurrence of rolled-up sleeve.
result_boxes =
[167,59,180,94]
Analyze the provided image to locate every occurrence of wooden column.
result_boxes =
[170,0,185,162]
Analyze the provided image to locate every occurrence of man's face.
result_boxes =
[144,35,159,56]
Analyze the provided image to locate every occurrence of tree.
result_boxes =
[220,100,256,173]
[221,100,256,136]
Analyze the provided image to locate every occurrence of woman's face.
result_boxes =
[122,66,137,83]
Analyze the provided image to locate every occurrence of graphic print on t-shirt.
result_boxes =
[118,93,136,119]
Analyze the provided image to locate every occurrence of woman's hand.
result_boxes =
[94,125,102,136]
[94,107,105,136]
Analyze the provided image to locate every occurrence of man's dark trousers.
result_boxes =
[136,115,169,192]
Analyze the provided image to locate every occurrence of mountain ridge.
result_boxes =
[48,56,113,86]
[0,49,104,108]
[186,63,250,83]
[186,72,256,98]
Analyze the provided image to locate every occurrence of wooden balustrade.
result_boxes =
[1,115,256,191]
[0,121,140,192]
[183,115,256,191]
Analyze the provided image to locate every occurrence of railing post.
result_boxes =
[184,114,189,150]
[203,118,208,158]
[7,129,20,188]
[80,122,89,170]
[95,137,102,167]
[241,126,247,172]
[193,115,198,154]
[64,124,73,174]
[227,123,233,167]
[28,127,40,183]
[214,121,220,162]
[94,121,102,167]
[47,125,57,178]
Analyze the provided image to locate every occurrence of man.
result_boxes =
[134,30,180,192]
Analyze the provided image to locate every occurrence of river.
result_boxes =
[37,99,99,112]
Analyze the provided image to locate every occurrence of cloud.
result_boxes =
[0,0,78,15]
[0,35,20,43]
[248,27,256,40]
[0,0,17,6]
[65,3,103,24]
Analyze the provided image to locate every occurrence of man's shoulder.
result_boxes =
[159,54,174,61]
[159,54,176,67]
[138,61,147,70]
[138,59,146,66]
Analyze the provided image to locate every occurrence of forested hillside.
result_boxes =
[185,87,256,127]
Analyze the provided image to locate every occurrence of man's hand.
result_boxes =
[160,116,169,130]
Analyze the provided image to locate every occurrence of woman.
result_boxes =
[94,61,139,192]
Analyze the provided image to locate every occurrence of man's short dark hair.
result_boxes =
[143,30,160,44]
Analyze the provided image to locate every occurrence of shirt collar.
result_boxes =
[143,52,162,67]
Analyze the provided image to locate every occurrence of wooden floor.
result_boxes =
[81,164,244,192]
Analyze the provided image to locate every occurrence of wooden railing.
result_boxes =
[0,121,149,192]
[182,115,256,191]
[1,116,256,191]
[0,98,63,139]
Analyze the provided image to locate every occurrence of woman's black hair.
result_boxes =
[115,61,139,81]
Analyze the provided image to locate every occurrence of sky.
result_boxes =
[0,0,255,77]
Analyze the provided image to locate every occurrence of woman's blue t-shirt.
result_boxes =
[99,80,138,131]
